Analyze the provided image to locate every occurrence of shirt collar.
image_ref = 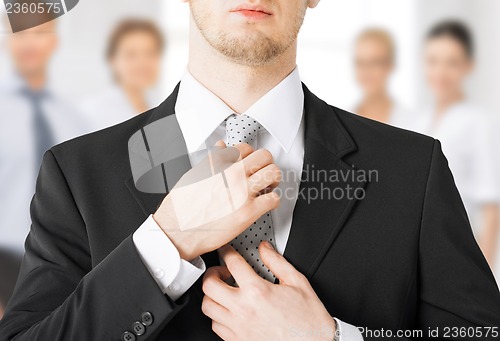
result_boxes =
[175,67,304,153]
[0,71,52,97]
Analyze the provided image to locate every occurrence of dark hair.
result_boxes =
[106,19,165,60]
[427,20,474,58]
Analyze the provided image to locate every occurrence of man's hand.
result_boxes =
[153,143,282,261]
[201,243,336,341]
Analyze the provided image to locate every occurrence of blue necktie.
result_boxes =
[21,89,55,170]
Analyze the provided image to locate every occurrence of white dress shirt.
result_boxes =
[410,102,500,232]
[133,68,363,340]
[350,100,415,130]
[388,102,417,130]
[0,73,90,255]
[81,86,161,132]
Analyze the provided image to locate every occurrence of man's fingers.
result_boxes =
[205,265,233,282]
[211,321,235,341]
[252,191,280,215]
[219,244,260,287]
[248,164,282,196]
[242,148,274,175]
[202,266,236,308]
[233,143,254,159]
[201,295,231,324]
[214,140,226,148]
[258,241,306,286]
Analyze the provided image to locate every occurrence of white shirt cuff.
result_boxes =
[335,318,364,341]
[133,215,206,301]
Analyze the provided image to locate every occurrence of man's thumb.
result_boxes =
[259,241,302,285]
[214,140,226,148]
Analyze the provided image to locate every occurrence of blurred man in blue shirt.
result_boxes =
[0,19,89,317]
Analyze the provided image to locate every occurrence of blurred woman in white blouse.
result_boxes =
[82,19,164,131]
[414,21,500,272]
[352,28,413,128]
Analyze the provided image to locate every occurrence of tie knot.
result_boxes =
[20,88,46,102]
[225,114,262,147]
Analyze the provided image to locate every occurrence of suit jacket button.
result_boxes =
[141,311,154,326]
[132,321,146,336]
[122,331,136,341]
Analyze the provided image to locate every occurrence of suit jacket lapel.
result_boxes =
[283,85,367,278]
[125,82,367,287]
[125,83,187,216]
[125,83,219,300]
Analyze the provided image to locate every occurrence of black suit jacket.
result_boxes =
[1,85,499,341]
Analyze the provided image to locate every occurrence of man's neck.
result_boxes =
[360,91,391,108]
[435,91,464,115]
[122,85,148,114]
[187,22,297,114]
[19,70,47,92]
[357,92,393,123]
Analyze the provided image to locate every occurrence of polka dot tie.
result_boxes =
[225,114,276,282]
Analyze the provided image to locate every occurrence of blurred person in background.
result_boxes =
[0,18,89,317]
[81,19,164,131]
[414,20,500,272]
[352,28,413,128]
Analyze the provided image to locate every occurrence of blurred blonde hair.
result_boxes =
[356,28,395,63]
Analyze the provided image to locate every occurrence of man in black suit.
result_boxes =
[1,0,500,340]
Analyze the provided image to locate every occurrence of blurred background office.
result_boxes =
[351,28,414,128]
[1,0,500,317]
[0,15,89,316]
[81,18,164,131]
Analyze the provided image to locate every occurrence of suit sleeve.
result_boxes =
[0,150,188,341]
[415,140,500,339]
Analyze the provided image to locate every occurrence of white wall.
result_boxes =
[463,1,500,115]
[161,1,190,96]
